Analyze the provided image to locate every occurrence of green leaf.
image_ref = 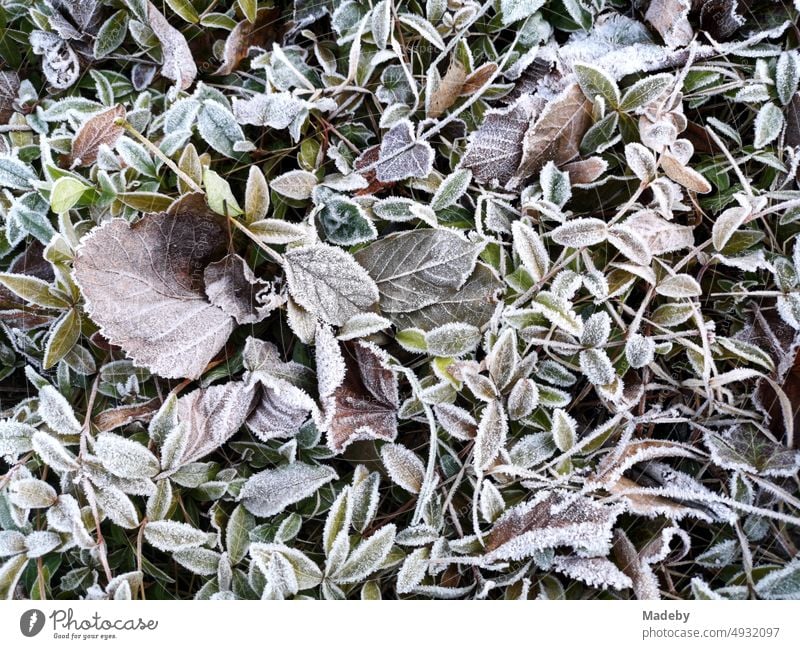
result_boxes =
[318,196,377,246]
[0,273,69,308]
[204,169,243,216]
[753,102,784,149]
[0,555,29,600]
[50,176,88,214]
[117,192,174,212]
[43,309,81,369]
[619,73,673,111]
[166,0,200,23]
[579,112,618,155]
[94,10,129,58]
[237,0,257,23]
[431,169,472,211]
[574,62,620,107]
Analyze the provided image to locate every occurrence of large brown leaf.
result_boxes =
[73,210,234,379]
[327,341,399,454]
[511,83,592,188]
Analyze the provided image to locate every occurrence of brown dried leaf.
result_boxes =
[698,0,744,41]
[462,94,539,186]
[69,105,126,167]
[623,210,694,254]
[660,152,712,193]
[215,8,283,76]
[485,490,622,560]
[167,381,258,470]
[73,210,234,380]
[148,1,198,90]
[645,0,692,48]
[562,157,609,185]
[512,84,593,188]
[612,528,661,600]
[0,71,20,124]
[203,253,283,325]
[327,342,399,454]
[461,62,498,96]
[428,59,466,119]
[94,398,161,433]
[786,93,800,150]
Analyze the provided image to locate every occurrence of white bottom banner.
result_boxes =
[0,601,798,648]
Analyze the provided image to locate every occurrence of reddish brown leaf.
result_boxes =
[511,83,593,188]
[69,105,126,167]
[428,59,466,119]
[485,489,621,560]
[94,398,161,432]
[327,341,399,454]
[215,8,283,76]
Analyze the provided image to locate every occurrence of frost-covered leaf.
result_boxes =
[396,547,429,593]
[375,119,435,183]
[95,486,140,529]
[712,206,749,252]
[95,432,160,479]
[645,0,692,48]
[250,543,323,591]
[30,31,79,90]
[753,103,784,149]
[0,154,36,190]
[355,229,481,314]
[431,169,471,211]
[552,556,632,591]
[655,274,702,298]
[574,62,620,107]
[512,221,550,282]
[381,444,425,494]
[755,560,800,600]
[8,478,57,509]
[704,425,800,478]
[239,463,337,517]
[624,210,694,254]
[73,209,235,380]
[485,490,622,561]
[551,218,608,248]
[144,521,214,552]
[197,100,246,159]
[625,143,657,182]
[203,253,282,324]
[530,292,583,337]
[32,432,79,472]
[327,342,399,453]
[512,84,593,187]
[425,323,481,357]
[147,1,197,90]
[270,169,318,200]
[38,385,82,436]
[69,105,126,167]
[619,73,673,111]
[462,95,537,186]
[626,334,655,369]
[389,265,502,331]
[474,400,508,471]
[162,381,257,471]
[330,523,396,584]
[284,244,379,326]
[551,408,576,452]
